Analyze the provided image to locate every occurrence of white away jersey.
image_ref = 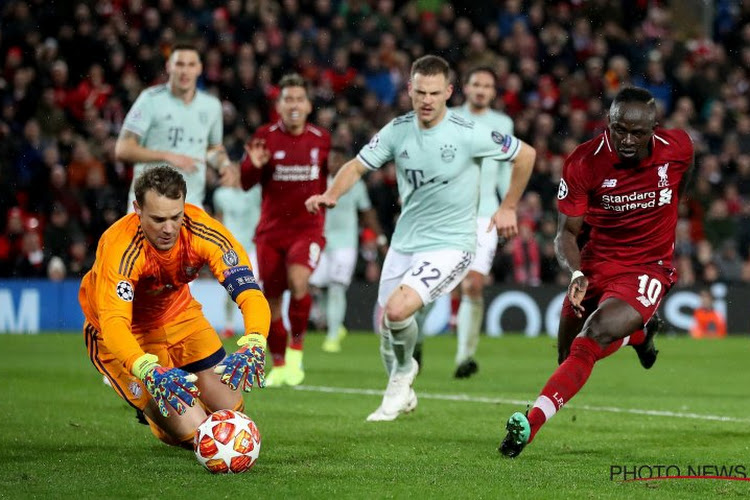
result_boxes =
[325,178,371,250]
[454,104,515,217]
[357,109,520,253]
[123,85,223,206]
[213,185,261,254]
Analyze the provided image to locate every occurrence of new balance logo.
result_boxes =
[399,150,410,159]
[658,188,673,206]
[601,179,617,188]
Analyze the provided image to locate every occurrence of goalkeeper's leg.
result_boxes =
[143,402,206,449]
[142,365,245,448]
[194,365,244,413]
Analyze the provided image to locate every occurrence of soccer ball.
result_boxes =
[194,409,261,474]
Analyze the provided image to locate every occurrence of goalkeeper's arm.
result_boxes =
[213,289,270,391]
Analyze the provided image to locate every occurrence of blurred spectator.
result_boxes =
[66,64,113,122]
[43,203,83,261]
[67,138,106,190]
[47,256,66,282]
[510,219,541,286]
[12,227,46,278]
[689,289,727,339]
[66,236,94,278]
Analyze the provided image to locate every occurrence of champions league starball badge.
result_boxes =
[222,249,239,267]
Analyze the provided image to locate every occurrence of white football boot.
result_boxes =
[366,358,419,422]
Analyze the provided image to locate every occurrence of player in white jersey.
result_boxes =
[306,55,536,422]
[214,184,262,337]
[450,66,515,378]
[309,146,386,353]
[116,43,237,210]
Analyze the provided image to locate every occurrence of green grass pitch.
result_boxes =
[1,332,749,499]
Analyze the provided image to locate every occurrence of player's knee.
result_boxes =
[146,416,198,449]
[581,314,616,347]
[289,280,309,299]
[461,275,483,298]
[383,307,415,327]
[268,297,284,319]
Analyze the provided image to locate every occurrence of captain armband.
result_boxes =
[221,265,261,301]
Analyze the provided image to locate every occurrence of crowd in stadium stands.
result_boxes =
[0,0,749,288]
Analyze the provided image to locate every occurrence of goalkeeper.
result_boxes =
[79,165,270,449]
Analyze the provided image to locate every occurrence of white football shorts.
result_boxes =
[470,217,500,275]
[309,247,358,287]
[377,248,474,307]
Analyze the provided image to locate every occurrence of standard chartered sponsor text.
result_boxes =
[272,164,320,181]
[602,190,656,211]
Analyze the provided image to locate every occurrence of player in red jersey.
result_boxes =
[500,87,694,457]
[240,73,330,386]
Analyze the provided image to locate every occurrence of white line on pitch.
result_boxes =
[293,385,750,423]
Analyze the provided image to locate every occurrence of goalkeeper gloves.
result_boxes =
[132,354,200,418]
[214,333,266,392]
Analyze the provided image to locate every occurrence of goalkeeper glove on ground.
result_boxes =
[214,333,266,391]
[132,354,200,418]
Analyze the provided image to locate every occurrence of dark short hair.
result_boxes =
[134,165,187,207]
[465,66,497,86]
[411,55,451,80]
[610,86,657,123]
[612,86,655,108]
[278,73,308,95]
[169,42,200,60]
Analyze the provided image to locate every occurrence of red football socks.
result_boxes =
[628,328,646,345]
[268,318,288,366]
[527,336,624,442]
[289,293,312,350]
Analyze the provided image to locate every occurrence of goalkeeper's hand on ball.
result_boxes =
[214,333,266,392]
[132,354,200,418]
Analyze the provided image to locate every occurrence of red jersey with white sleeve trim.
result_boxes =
[240,121,330,242]
[557,128,693,267]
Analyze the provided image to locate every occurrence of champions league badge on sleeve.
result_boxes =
[492,131,512,153]
[116,280,134,302]
[558,179,569,200]
[367,134,380,150]
[222,249,239,267]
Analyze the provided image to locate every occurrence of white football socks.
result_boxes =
[456,296,483,364]
[326,283,347,341]
[385,315,418,375]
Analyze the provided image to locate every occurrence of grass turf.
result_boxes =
[1,332,749,499]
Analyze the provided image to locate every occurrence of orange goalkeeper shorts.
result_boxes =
[83,305,226,411]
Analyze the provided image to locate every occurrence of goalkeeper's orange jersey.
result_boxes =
[79,203,269,372]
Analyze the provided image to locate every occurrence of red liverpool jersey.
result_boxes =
[240,121,330,242]
[557,128,693,267]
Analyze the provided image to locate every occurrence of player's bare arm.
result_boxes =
[678,153,696,197]
[360,208,388,253]
[206,144,240,187]
[554,213,587,317]
[488,141,536,240]
[115,129,198,173]
[305,158,368,214]
[243,139,270,168]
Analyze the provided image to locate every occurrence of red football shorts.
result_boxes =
[255,232,325,298]
[562,260,676,324]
